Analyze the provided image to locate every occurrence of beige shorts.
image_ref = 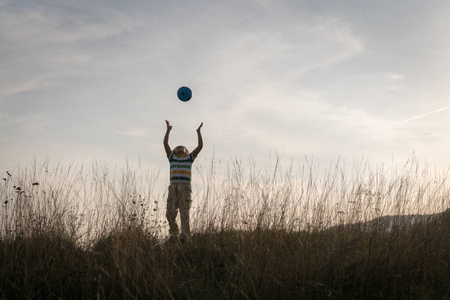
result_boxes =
[166,182,192,238]
[167,182,192,202]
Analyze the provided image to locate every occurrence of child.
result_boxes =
[163,120,203,241]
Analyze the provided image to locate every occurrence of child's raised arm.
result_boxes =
[163,120,172,158]
[192,122,203,158]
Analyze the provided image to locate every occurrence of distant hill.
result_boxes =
[345,208,450,232]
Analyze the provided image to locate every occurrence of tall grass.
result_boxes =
[1,156,449,299]
[191,155,449,231]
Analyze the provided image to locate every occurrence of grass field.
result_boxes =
[1,157,449,299]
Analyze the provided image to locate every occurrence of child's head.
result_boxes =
[173,145,189,157]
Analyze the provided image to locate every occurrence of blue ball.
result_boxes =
[177,86,192,102]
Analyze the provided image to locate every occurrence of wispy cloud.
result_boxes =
[387,73,405,81]
[0,3,145,101]
[400,106,450,123]
[2,0,450,172]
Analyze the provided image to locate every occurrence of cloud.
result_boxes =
[0,76,49,101]
[198,12,364,118]
[116,128,148,137]
[2,0,450,174]
[0,4,144,43]
[387,73,405,81]
[0,3,146,101]
[400,106,450,123]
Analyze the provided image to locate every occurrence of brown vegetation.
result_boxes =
[1,158,449,299]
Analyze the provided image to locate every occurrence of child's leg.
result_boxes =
[179,184,192,239]
[166,184,179,236]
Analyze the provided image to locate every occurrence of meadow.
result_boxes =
[1,156,449,299]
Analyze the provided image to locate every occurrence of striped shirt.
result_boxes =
[168,152,196,183]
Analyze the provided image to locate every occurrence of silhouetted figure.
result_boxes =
[163,120,203,242]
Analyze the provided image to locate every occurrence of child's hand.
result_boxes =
[165,120,172,131]
[196,122,203,133]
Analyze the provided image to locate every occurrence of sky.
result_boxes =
[1,0,450,184]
